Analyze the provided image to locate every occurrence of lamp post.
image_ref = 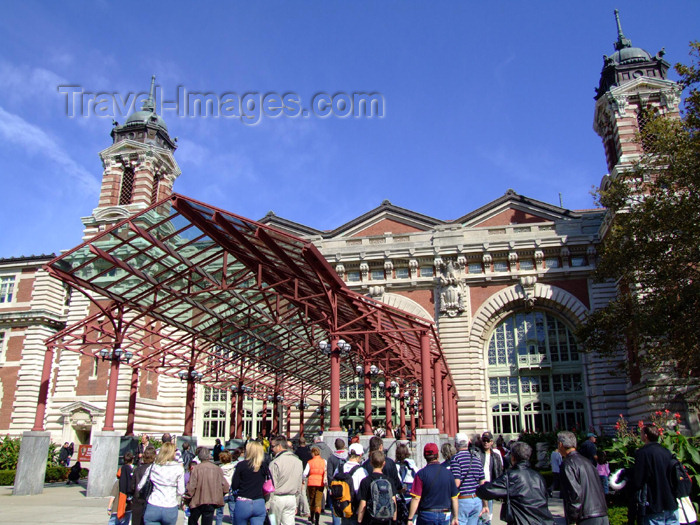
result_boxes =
[318,338,351,432]
[178,368,204,436]
[296,400,309,436]
[231,383,252,439]
[101,346,133,432]
[359,363,383,435]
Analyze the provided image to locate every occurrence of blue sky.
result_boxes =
[1,1,698,257]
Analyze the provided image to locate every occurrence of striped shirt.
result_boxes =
[450,450,484,496]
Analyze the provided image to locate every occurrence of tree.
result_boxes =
[577,43,700,392]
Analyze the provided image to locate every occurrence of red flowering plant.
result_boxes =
[606,409,700,494]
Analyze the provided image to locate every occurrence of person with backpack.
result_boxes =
[396,443,417,525]
[632,425,679,524]
[328,439,350,525]
[362,437,402,498]
[330,443,368,525]
[357,450,397,525]
[182,441,196,471]
[406,443,458,525]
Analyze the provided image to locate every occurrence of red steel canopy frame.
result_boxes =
[41,194,455,427]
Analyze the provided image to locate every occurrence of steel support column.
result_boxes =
[433,360,444,433]
[273,396,279,436]
[442,377,451,437]
[363,363,373,436]
[126,367,138,436]
[32,345,55,431]
[329,338,341,432]
[419,333,434,428]
[235,383,244,439]
[409,392,416,441]
[399,390,406,439]
[286,405,291,437]
[299,401,306,437]
[262,398,268,437]
[183,369,196,436]
[102,356,121,432]
[385,389,393,438]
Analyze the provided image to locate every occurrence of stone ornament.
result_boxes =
[437,261,466,317]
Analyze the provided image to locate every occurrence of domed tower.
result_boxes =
[593,10,682,182]
[85,76,181,237]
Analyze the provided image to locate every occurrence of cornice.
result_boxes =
[0,309,66,329]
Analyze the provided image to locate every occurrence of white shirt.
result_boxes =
[138,462,185,508]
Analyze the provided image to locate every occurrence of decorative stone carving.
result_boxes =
[534,250,544,268]
[359,262,369,281]
[434,257,444,271]
[609,93,628,117]
[437,261,466,317]
[368,285,385,298]
[660,89,680,110]
[335,264,345,279]
[482,253,492,273]
[409,259,418,279]
[384,260,393,273]
[456,255,466,269]
[518,276,538,310]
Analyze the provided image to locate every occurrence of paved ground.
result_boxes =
[0,482,567,525]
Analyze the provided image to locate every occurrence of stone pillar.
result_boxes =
[414,428,440,469]
[13,431,51,495]
[87,431,122,497]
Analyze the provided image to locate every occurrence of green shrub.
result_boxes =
[80,468,89,478]
[0,436,21,470]
[0,469,16,486]
[45,466,69,482]
[607,505,628,525]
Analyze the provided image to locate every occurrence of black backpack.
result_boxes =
[668,457,692,498]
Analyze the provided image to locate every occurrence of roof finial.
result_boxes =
[614,9,632,51]
[142,75,156,112]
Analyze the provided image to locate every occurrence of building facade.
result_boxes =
[0,20,697,449]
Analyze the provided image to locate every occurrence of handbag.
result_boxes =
[139,465,155,501]
[262,467,275,496]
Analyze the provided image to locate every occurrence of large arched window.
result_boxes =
[203,409,226,438]
[487,310,586,437]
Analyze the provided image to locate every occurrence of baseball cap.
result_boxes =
[481,432,494,442]
[348,443,364,456]
[586,432,597,438]
[424,443,439,455]
[455,432,470,444]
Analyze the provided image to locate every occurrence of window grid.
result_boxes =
[203,409,226,438]
[395,268,409,279]
[119,168,135,205]
[468,262,482,274]
[0,276,16,303]
[370,269,385,281]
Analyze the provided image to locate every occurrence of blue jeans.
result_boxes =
[643,511,680,525]
[416,510,450,525]
[332,513,342,525]
[144,504,179,525]
[108,511,132,525]
[216,495,236,525]
[457,497,482,525]
[233,498,266,525]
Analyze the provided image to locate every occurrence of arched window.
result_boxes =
[492,402,520,434]
[487,310,587,437]
[203,409,226,438]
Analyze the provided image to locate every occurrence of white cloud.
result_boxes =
[0,106,99,194]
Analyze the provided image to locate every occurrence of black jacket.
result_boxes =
[633,442,678,515]
[476,461,554,525]
[560,451,608,523]
[474,448,504,483]
[362,455,402,494]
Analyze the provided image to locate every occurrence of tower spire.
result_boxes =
[142,75,156,112]
[613,9,632,51]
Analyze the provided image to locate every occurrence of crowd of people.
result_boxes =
[96,425,693,525]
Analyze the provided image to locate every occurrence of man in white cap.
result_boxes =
[332,443,368,525]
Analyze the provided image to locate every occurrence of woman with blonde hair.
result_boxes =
[231,441,268,525]
[303,446,326,525]
[137,442,185,525]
